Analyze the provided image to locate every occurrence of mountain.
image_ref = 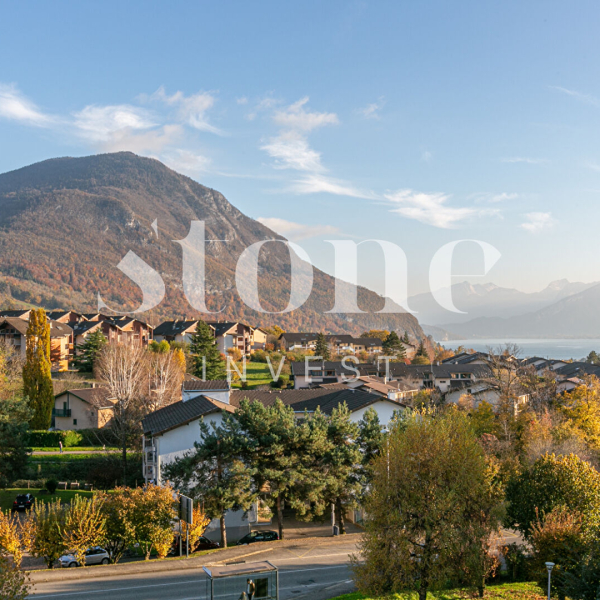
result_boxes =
[439,283,600,339]
[409,279,598,326]
[0,152,423,338]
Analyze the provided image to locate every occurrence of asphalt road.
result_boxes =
[29,539,357,600]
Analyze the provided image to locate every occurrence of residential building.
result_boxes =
[53,387,115,430]
[279,332,384,355]
[207,321,253,356]
[290,360,377,388]
[153,320,201,344]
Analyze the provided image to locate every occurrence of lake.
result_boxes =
[437,338,600,360]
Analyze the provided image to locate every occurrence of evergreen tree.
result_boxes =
[164,415,255,548]
[383,331,406,359]
[314,332,330,360]
[357,408,384,490]
[402,331,410,345]
[190,321,226,380]
[23,309,54,429]
[73,330,107,372]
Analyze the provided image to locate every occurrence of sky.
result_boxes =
[1,1,600,297]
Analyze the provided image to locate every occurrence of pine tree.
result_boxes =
[402,331,410,345]
[314,332,330,360]
[190,321,226,380]
[23,309,54,430]
[73,330,107,372]
[383,331,406,359]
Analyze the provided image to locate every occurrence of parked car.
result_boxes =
[169,535,220,555]
[11,494,34,512]
[59,547,110,568]
[236,530,279,545]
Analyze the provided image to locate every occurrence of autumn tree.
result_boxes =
[23,308,54,429]
[0,555,29,600]
[146,344,186,413]
[74,330,107,372]
[314,332,330,360]
[95,343,149,483]
[0,510,24,567]
[164,415,255,548]
[361,330,389,342]
[63,495,107,566]
[505,453,600,539]
[352,410,503,600]
[190,321,226,380]
[98,488,137,563]
[179,504,211,552]
[24,499,67,569]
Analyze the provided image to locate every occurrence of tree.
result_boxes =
[129,484,176,560]
[179,504,211,551]
[586,351,600,365]
[356,408,384,492]
[529,506,587,600]
[63,495,106,566]
[164,416,255,548]
[95,343,149,484]
[314,333,330,360]
[361,330,389,342]
[382,331,406,359]
[73,330,107,372]
[99,487,137,563]
[352,410,503,600]
[0,555,29,600]
[22,308,54,429]
[0,510,24,567]
[146,346,186,413]
[190,321,226,380]
[469,400,499,437]
[24,499,67,569]
[0,395,30,488]
[319,404,362,534]
[557,377,600,451]
[415,339,429,359]
[505,453,600,539]
[402,331,410,345]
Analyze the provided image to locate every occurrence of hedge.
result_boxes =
[28,429,118,448]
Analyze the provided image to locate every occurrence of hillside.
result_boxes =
[0,152,423,338]
[410,279,597,325]
[440,283,600,339]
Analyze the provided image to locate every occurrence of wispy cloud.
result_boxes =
[384,189,497,229]
[550,85,600,107]
[257,217,340,241]
[520,212,556,233]
[585,161,600,172]
[290,174,376,199]
[73,104,157,143]
[261,131,324,172]
[272,97,338,132]
[147,87,222,134]
[421,150,432,162]
[359,97,385,120]
[501,157,548,164]
[0,83,54,127]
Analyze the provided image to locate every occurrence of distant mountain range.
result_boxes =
[410,280,600,340]
[0,152,423,338]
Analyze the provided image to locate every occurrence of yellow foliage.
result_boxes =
[180,504,211,550]
[0,510,23,567]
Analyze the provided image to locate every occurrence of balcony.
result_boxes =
[52,408,71,418]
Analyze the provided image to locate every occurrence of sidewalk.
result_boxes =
[253,515,362,538]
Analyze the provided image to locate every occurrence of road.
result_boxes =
[29,539,357,600]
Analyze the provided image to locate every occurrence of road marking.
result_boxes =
[31,565,351,598]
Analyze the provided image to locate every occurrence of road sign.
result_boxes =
[180,495,193,525]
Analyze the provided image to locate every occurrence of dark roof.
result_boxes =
[280,333,382,347]
[0,317,29,335]
[554,362,600,379]
[0,309,30,318]
[290,361,376,377]
[154,320,200,337]
[228,387,405,415]
[55,387,113,407]
[48,320,73,338]
[182,374,230,391]
[142,395,235,436]
[206,321,239,337]
[73,320,104,335]
[442,352,489,365]
[386,363,491,379]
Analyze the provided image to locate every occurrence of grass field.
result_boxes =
[332,582,548,599]
[0,488,94,512]
[31,447,120,453]
[232,362,275,389]
[30,453,133,463]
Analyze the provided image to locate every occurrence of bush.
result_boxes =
[45,478,58,494]
[28,429,116,448]
[500,543,529,581]
[63,431,83,447]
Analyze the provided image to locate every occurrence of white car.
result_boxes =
[59,546,110,568]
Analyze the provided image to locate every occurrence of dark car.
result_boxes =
[236,530,279,545]
[169,535,220,555]
[12,494,34,512]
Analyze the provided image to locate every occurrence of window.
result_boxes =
[73,419,77,426]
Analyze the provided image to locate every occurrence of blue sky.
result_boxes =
[1,1,600,296]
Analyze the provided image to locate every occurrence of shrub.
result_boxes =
[45,479,58,494]
[500,543,529,581]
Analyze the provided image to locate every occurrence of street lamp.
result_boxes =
[545,562,555,600]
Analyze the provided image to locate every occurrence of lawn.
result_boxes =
[0,488,95,512]
[30,453,132,463]
[232,362,275,389]
[332,582,547,599]
[31,447,120,453]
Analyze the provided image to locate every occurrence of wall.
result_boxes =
[348,400,402,426]
[54,393,100,430]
